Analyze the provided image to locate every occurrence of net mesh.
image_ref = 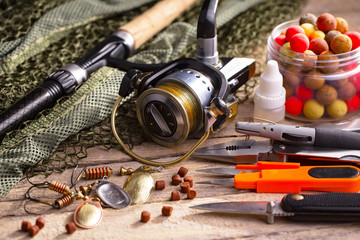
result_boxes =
[0,0,304,198]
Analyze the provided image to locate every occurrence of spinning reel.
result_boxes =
[111,0,255,166]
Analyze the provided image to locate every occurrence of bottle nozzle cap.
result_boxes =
[258,60,283,97]
[254,60,286,109]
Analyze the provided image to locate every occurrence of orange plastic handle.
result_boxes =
[235,161,300,170]
[234,165,360,193]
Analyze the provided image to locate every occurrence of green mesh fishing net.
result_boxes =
[0,0,304,198]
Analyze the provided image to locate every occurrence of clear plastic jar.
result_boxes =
[267,20,360,122]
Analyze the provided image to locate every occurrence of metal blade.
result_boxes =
[190,201,294,223]
[196,168,255,176]
[197,178,234,185]
[272,141,360,163]
[192,139,273,164]
[190,201,269,215]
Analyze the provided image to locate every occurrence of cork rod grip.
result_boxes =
[119,0,196,49]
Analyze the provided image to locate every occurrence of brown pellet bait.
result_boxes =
[316,13,337,32]
[331,34,352,54]
[301,50,317,72]
[177,166,189,177]
[184,176,194,187]
[284,67,302,87]
[65,222,77,234]
[21,220,32,232]
[299,13,317,26]
[309,38,329,55]
[318,51,339,74]
[141,211,151,223]
[187,189,197,199]
[171,191,181,201]
[162,206,173,216]
[180,182,190,193]
[325,30,341,46]
[29,225,40,237]
[336,17,349,33]
[337,81,356,101]
[304,70,325,90]
[171,174,182,186]
[155,180,166,190]
[316,84,338,105]
[35,217,45,229]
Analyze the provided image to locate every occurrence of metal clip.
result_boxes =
[193,139,360,165]
[192,139,274,163]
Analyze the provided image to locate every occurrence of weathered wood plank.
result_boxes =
[2,1,360,239]
[2,193,360,239]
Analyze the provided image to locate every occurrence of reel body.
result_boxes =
[132,57,255,147]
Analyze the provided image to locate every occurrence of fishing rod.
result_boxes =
[0,0,196,141]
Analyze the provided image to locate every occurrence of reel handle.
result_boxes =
[119,0,196,49]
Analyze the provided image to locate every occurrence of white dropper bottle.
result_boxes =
[253,60,286,122]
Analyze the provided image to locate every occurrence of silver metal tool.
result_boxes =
[192,138,360,164]
[190,193,360,224]
[196,165,257,185]
[192,139,274,164]
[235,121,360,150]
[197,167,254,176]
[196,167,252,185]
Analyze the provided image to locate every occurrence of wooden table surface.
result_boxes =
[2,0,360,239]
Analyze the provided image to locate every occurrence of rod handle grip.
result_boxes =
[119,0,196,49]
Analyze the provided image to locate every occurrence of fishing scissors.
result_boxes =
[197,161,360,193]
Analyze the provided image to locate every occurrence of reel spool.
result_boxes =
[111,0,256,166]
[136,68,211,146]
